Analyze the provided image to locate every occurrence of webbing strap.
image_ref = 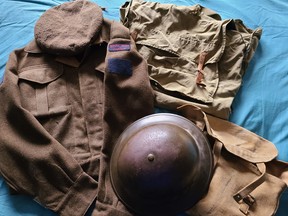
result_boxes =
[233,162,266,215]
[212,140,222,168]
[212,140,267,215]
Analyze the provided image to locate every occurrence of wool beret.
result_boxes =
[34,0,103,55]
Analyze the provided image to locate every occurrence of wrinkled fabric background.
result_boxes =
[0,0,287,215]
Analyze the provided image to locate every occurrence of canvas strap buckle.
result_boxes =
[239,195,256,215]
[243,194,255,206]
[233,163,266,215]
[234,193,256,215]
[233,193,255,206]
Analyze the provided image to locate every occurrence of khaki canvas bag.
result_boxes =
[178,105,288,216]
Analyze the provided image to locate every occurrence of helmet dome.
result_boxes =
[110,113,213,216]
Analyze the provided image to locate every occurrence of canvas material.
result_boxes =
[178,104,288,216]
[120,0,262,119]
[93,103,288,216]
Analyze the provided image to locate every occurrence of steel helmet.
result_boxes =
[110,113,213,216]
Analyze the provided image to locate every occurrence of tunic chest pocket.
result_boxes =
[18,64,70,117]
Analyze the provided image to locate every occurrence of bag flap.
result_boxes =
[206,114,278,163]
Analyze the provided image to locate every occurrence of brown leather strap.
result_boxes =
[196,52,208,86]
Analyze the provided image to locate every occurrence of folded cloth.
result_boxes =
[120,0,262,119]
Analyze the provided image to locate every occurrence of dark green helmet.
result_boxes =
[110,113,213,216]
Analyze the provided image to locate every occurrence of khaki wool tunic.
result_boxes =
[0,1,154,215]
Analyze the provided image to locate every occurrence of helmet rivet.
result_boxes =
[147,153,155,162]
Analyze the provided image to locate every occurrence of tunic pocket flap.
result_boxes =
[19,64,63,84]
